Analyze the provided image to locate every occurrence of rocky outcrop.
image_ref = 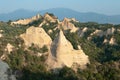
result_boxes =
[105,27,115,36]
[39,13,58,27]
[0,60,16,80]
[11,14,42,25]
[103,37,116,45]
[0,30,3,38]
[20,26,52,48]
[1,43,14,60]
[5,43,14,54]
[44,13,57,23]
[0,33,3,38]
[103,39,108,44]
[90,29,104,37]
[57,18,78,32]
[117,29,120,32]
[90,27,115,37]
[109,37,116,45]
[48,29,53,34]
[46,30,89,70]
[78,27,88,37]
[61,17,78,22]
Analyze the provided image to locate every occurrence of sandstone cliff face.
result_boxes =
[20,26,52,48]
[47,30,89,69]
[57,18,78,32]
[11,14,42,25]
[0,60,16,80]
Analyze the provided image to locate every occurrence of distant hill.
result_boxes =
[0,9,37,21]
[0,8,120,24]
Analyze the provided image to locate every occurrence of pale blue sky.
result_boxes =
[0,0,120,15]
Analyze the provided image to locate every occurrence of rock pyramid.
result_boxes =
[47,30,89,69]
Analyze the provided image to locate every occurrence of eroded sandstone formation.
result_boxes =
[20,26,52,48]
[57,18,78,32]
[11,14,42,25]
[46,30,89,70]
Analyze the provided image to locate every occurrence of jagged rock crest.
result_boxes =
[11,14,42,25]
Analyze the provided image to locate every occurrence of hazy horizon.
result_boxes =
[0,0,120,15]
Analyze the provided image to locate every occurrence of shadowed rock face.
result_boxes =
[20,26,52,48]
[0,60,16,80]
[47,30,89,70]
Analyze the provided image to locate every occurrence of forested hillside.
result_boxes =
[0,13,120,80]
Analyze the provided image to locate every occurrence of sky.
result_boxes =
[0,0,120,15]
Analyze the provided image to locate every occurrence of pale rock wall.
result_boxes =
[44,13,57,23]
[20,26,52,48]
[57,18,78,32]
[11,14,41,25]
[39,13,58,27]
[47,30,89,69]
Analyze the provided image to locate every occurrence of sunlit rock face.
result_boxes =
[78,27,88,37]
[43,13,58,23]
[20,26,52,48]
[11,14,42,25]
[39,13,58,27]
[57,18,78,32]
[5,43,14,54]
[46,30,89,70]
[90,29,104,37]
[90,27,115,37]
[0,60,16,80]
[109,37,116,45]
